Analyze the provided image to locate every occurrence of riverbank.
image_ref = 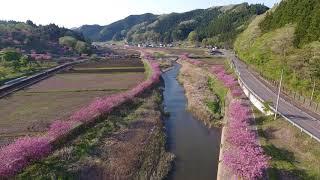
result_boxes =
[216,92,237,180]
[177,60,223,127]
[178,54,269,179]
[162,63,221,180]
[177,59,237,179]
[17,86,174,179]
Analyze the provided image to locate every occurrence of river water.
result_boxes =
[162,63,221,180]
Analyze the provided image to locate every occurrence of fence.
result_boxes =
[229,58,320,143]
[254,69,320,115]
[242,61,320,115]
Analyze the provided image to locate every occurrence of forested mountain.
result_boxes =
[77,3,268,47]
[77,13,158,42]
[260,0,320,47]
[0,20,90,55]
[235,0,320,102]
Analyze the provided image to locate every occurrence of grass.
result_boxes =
[235,13,320,102]
[0,62,146,147]
[0,62,58,85]
[17,89,164,179]
[18,120,118,179]
[195,56,226,65]
[207,76,228,108]
[143,59,153,79]
[254,109,320,180]
[153,52,166,59]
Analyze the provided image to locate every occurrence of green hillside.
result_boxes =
[235,0,320,102]
[0,20,90,55]
[78,3,268,47]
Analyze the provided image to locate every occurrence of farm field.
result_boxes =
[196,57,226,65]
[147,47,206,56]
[28,73,144,92]
[0,58,146,147]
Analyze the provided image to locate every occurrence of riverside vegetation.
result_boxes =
[177,53,269,179]
[18,87,174,179]
[177,59,222,127]
[0,53,163,178]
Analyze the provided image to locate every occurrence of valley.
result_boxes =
[1,0,320,179]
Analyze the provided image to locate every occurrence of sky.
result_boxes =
[0,0,280,28]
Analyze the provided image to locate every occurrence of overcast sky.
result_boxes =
[0,0,280,28]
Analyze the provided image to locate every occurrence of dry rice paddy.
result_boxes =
[0,59,146,147]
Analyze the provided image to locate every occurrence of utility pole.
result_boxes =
[275,69,284,120]
[311,80,316,103]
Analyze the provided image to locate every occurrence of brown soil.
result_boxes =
[73,59,144,68]
[27,73,145,92]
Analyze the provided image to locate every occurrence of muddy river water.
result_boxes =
[162,63,222,180]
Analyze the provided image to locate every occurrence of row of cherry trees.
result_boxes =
[210,64,269,179]
[182,54,269,179]
[0,51,161,178]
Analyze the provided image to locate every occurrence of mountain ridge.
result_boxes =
[76,3,269,47]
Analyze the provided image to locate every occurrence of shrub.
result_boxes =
[223,101,269,179]
[0,50,161,178]
[0,137,52,178]
[180,53,204,66]
[209,64,269,179]
[209,65,243,98]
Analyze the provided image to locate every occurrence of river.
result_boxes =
[162,63,221,180]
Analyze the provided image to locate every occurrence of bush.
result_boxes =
[0,50,161,178]
[207,62,269,179]
[58,36,77,47]
[223,101,269,179]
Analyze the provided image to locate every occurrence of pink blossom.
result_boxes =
[47,120,78,139]
[208,63,269,179]
[0,51,161,178]
[180,54,204,66]
[223,101,269,179]
[0,137,52,178]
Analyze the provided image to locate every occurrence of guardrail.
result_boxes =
[243,61,320,115]
[229,58,320,143]
[0,60,85,98]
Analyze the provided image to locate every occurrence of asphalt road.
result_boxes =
[225,50,320,142]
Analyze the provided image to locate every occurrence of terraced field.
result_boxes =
[0,59,146,147]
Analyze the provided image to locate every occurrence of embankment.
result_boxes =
[179,55,269,179]
[0,52,165,179]
[177,60,222,127]
[18,86,174,179]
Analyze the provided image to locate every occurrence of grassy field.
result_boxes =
[0,59,146,147]
[255,111,320,180]
[198,56,227,66]
[0,61,58,85]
